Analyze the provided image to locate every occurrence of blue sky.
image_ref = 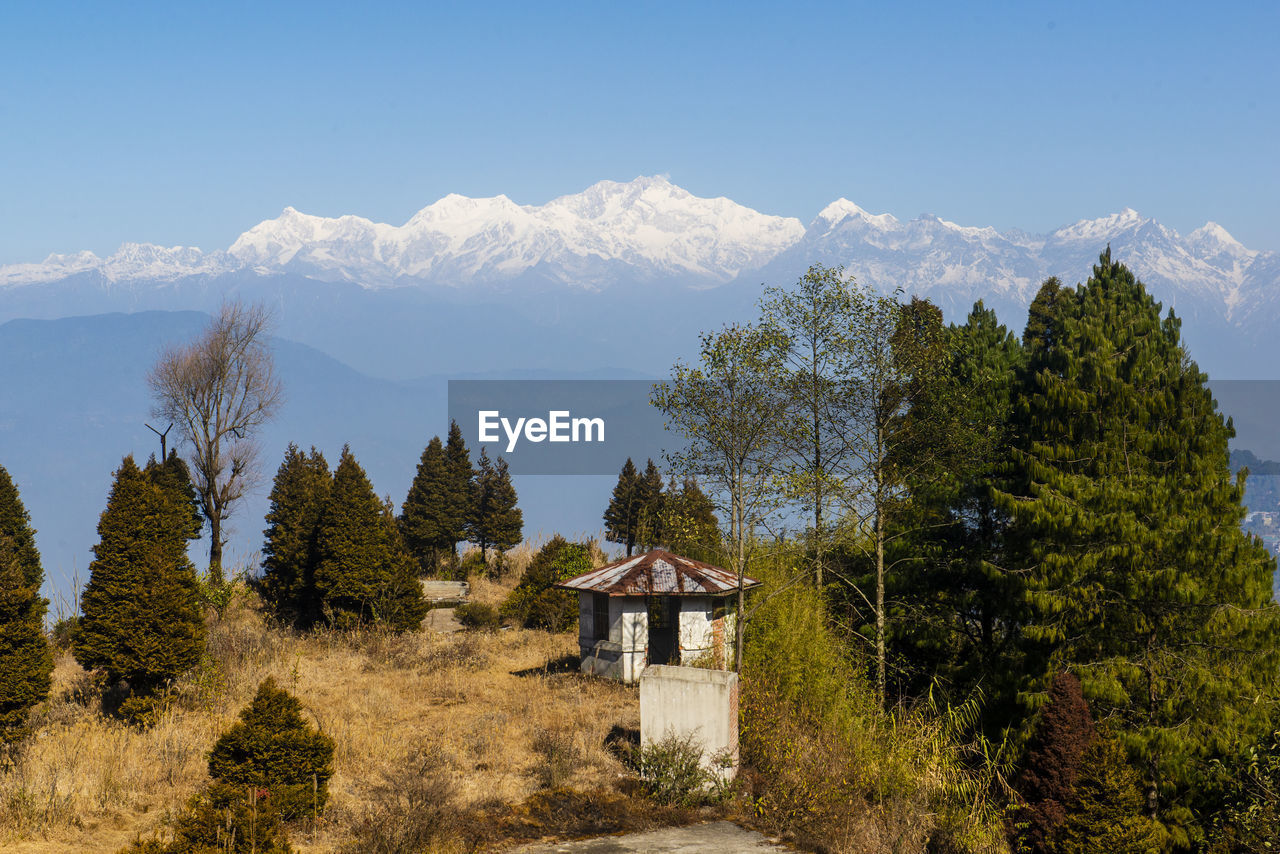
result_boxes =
[1,1,1276,265]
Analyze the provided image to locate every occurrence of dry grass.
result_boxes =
[0,571,642,853]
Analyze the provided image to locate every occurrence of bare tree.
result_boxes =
[652,323,790,671]
[148,301,283,583]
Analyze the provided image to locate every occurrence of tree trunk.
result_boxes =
[208,513,224,585]
[875,507,885,708]
[733,486,745,673]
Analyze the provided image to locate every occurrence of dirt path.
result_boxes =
[508,821,793,853]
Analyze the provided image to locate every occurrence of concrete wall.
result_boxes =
[577,593,648,683]
[639,664,739,781]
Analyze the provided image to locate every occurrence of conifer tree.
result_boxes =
[891,302,1028,712]
[261,444,331,626]
[603,458,642,556]
[1016,672,1096,854]
[379,496,428,631]
[467,449,522,562]
[207,677,336,819]
[996,250,1280,835]
[313,446,425,630]
[146,450,204,543]
[0,464,43,590]
[443,420,474,560]
[73,456,205,716]
[400,436,451,573]
[0,533,53,745]
[635,459,665,550]
[1050,737,1164,854]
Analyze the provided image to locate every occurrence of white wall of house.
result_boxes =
[577,593,736,681]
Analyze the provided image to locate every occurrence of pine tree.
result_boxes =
[1050,737,1164,854]
[635,459,665,551]
[443,420,474,560]
[313,446,425,630]
[603,458,642,556]
[207,677,336,819]
[1016,672,1096,854]
[400,436,451,574]
[261,444,331,626]
[146,450,204,543]
[0,464,43,590]
[891,301,1028,714]
[73,456,205,717]
[379,496,428,631]
[467,449,522,562]
[0,533,52,745]
[996,250,1280,836]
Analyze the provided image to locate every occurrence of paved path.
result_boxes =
[509,821,792,853]
[425,606,462,633]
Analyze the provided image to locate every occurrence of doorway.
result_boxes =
[647,596,678,665]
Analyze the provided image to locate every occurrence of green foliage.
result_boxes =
[889,301,1028,719]
[208,677,335,820]
[635,459,665,550]
[994,251,1280,835]
[629,732,729,806]
[657,477,721,562]
[400,436,453,574]
[443,420,474,560]
[0,464,45,591]
[453,601,500,631]
[1206,724,1280,853]
[603,458,643,556]
[0,533,52,745]
[466,447,522,561]
[313,447,426,631]
[121,782,293,854]
[500,536,593,631]
[1048,737,1164,854]
[260,444,330,627]
[73,456,205,714]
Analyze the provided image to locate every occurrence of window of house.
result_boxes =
[593,592,610,640]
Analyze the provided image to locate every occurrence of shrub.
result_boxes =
[1013,672,1095,853]
[341,743,458,854]
[453,601,500,631]
[500,536,593,631]
[629,732,727,807]
[207,677,335,820]
[121,783,292,854]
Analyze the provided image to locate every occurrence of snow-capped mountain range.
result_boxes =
[2,175,1277,381]
[2,175,1272,311]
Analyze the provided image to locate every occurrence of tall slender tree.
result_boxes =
[401,436,453,573]
[261,444,331,626]
[653,322,790,670]
[148,301,283,583]
[995,250,1280,837]
[890,302,1028,712]
[759,263,859,587]
[603,458,642,556]
[467,449,522,562]
[443,420,474,561]
[635,458,666,551]
[313,446,424,630]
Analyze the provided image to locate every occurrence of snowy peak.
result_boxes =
[1051,208,1149,243]
[812,199,899,231]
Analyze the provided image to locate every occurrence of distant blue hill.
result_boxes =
[0,311,639,603]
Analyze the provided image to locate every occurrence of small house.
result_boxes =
[556,549,760,683]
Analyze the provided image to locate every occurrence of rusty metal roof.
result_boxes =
[556,549,759,596]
